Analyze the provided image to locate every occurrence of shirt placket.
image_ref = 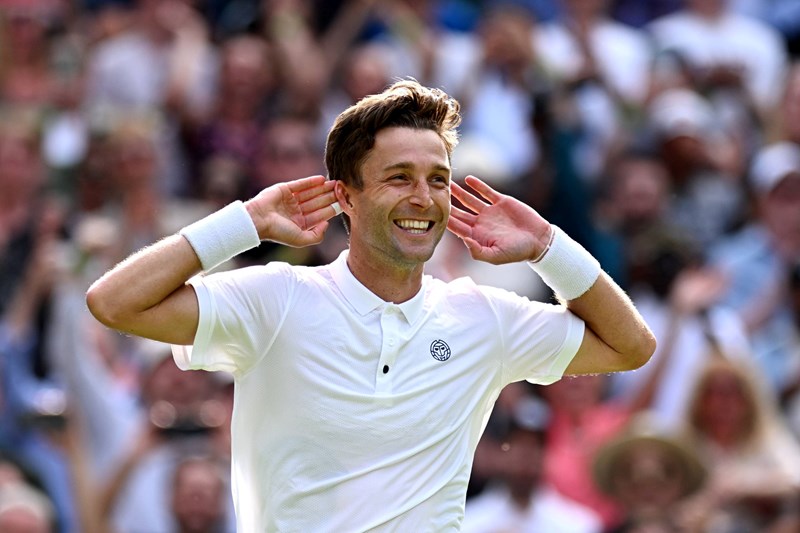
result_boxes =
[376,304,402,395]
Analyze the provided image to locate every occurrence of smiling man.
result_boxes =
[86,80,655,532]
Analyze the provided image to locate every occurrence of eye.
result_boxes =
[429,175,449,188]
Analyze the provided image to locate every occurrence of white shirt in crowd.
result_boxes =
[461,484,603,533]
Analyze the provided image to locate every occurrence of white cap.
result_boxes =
[750,141,800,195]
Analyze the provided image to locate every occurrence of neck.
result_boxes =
[346,247,424,304]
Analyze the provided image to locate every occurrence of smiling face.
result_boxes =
[338,127,451,272]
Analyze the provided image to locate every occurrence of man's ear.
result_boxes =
[334,181,353,214]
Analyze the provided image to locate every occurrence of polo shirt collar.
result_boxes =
[329,250,427,324]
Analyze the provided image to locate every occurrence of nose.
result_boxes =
[409,179,433,208]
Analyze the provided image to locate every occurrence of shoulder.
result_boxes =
[192,261,330,297]
[428,275,555,318]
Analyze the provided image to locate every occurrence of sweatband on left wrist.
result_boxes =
[528,226,601,300]
[179,201,261,272]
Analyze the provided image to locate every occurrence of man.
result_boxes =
[86,80,655,531]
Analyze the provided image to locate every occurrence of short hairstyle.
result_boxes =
[324,79,461,190]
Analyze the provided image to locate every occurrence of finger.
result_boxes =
[464,175,503,204]
[302,201,340,228]
[299,190,337,214]
[293,180,335,203]
[446,214,472,240]
[450,180,487,214]
[287,175,328,194]
[449,204,478,225]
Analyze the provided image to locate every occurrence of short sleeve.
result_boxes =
[171,263,296,375]
[481,286,585,385]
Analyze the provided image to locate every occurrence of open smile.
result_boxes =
[394,219,434,235]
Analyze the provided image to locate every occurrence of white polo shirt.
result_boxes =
[172,251,584,532]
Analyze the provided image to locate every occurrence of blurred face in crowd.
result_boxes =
[761,174,800,257]
[114,133,158,192]
[253,118,322,189]
[342,45,390,104]
[693,366,755,447]
[220,36,273,107]
[611,156,669,230]
[660,134,711,182]
[171,458,225,533]
[480,7,536,72]
[608,442,689,517]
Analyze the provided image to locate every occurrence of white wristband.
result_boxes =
[179,201,261,271]
[528,226,601,300]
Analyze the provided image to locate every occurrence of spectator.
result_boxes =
[678,357,800,532]
[84,0,218,196]
[170,455,229,533]
[781,263,800,437]
[710,141,800,396]
[647,87,747,249]
[609,225,751,430]
[99,347,234,533]
[0,200,85,533]
[187,33,275,187]
[533,0,654,181]
[1,1,800,530]
[462,391,602,533]
[0,125,48,317]
[540,374,631,529]
[592,412,707,533]
[647,0,788,120]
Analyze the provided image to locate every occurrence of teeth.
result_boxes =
[396,219,430,233]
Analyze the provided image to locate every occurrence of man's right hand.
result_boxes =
[245,175,339,247]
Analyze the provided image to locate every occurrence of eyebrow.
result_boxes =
[383,162,451,174]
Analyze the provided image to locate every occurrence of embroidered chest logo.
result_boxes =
[430,339,451,362]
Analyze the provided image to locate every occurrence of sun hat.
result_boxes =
[592,413,706,498]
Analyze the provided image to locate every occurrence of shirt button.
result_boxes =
[388,338,395,346]
[383,365,390,374]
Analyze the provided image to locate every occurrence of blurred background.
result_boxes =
[0,0,799,531]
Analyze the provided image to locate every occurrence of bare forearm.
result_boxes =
[566,273,657,373]
[86,235,201,344]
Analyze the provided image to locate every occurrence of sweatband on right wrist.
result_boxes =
[179,201,261,272]
[528,226,601,300]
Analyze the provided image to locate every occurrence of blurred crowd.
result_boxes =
[1,0,800,531]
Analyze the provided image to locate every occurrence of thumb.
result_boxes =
[460,236,483,259]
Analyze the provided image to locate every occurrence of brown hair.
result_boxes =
[324,79,461,190]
